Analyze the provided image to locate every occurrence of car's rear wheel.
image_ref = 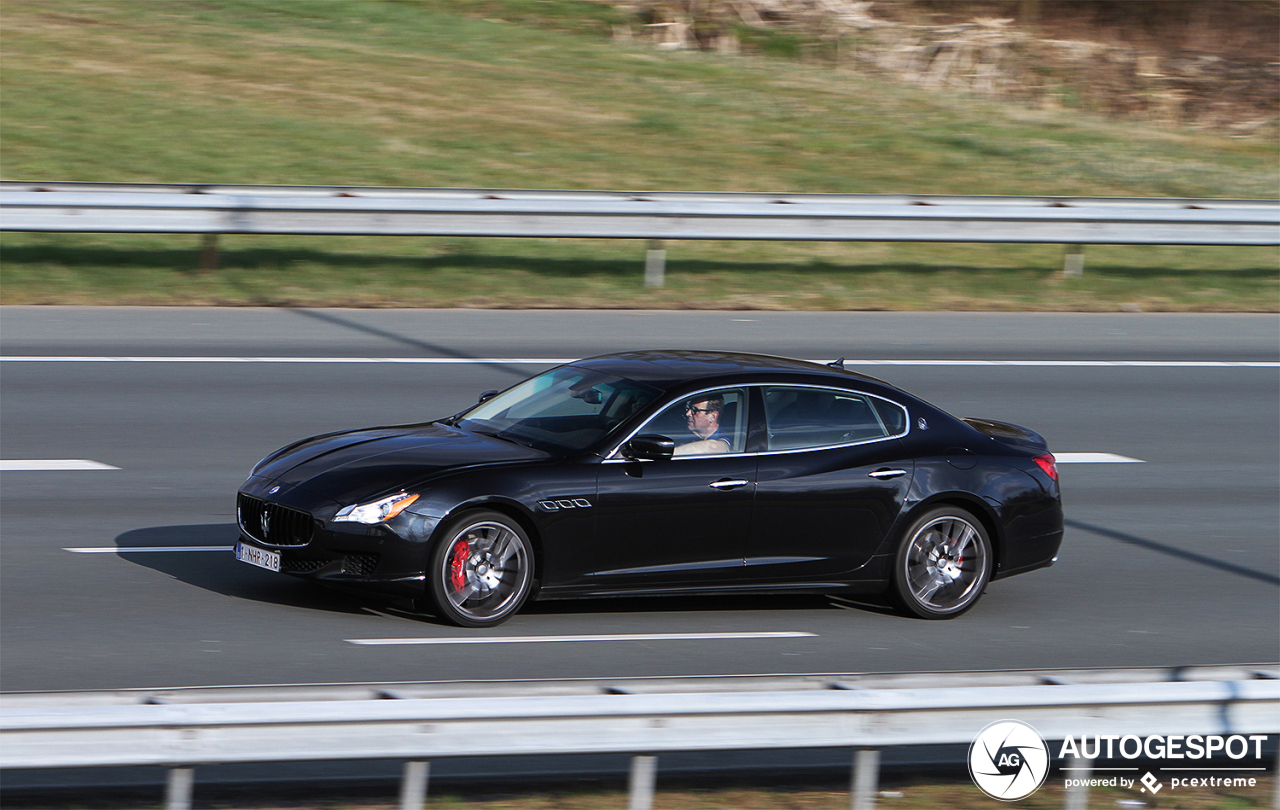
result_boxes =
[893,506,991,619]
[427,510,534,628]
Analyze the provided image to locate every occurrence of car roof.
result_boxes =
[569,350,892,390]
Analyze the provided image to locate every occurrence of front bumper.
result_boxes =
[237,477,441,598]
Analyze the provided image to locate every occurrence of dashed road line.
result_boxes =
[0,356,574,364]
[1055,453,1145,463]
[2,459,119,471]
[64,546,232,554]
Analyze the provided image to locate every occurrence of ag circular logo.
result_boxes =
[968,720,1050,801]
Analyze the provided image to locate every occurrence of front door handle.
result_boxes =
[709,478,750,490]
[868,469,907,480]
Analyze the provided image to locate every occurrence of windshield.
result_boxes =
[455,366,661,453]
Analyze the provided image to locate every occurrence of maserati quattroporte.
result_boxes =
[236,351,1062,626]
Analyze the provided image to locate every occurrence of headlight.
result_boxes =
[333,492,419,524]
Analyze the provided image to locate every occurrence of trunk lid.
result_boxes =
[963,418,1049,452]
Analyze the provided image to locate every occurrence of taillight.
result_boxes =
[1034,453,1058,481]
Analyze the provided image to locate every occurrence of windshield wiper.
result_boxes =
[471,429,533,449]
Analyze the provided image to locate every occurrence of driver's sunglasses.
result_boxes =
[685,405,717,414]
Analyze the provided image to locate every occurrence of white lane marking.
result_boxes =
[0,356,575,364]
[347,632,816,646]
[1055,453,1145,463]
[1,459,119,471]
[64,546,233,553]
[0,357,1275,368]
[842,360,1277,368]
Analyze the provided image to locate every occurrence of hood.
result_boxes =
[253,422,551,503]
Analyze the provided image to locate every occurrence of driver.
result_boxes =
[674,394,731,456]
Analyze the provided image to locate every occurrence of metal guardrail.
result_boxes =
[7,183,1280,207]
[3,667,1278,810]
[2,182,1276,282]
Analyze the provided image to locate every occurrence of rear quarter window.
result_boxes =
[871,397,908,437]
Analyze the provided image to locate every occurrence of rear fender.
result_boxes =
[894,492,1005,573]
[886,456,1032,573]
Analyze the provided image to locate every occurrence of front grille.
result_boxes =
[238,493,314,547]
[341,553,380,576]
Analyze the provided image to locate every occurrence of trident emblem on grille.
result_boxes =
[261,508,271,539]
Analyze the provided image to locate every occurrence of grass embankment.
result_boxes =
[1,0,1276,310]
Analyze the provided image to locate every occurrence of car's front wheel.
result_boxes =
[427,510,534,628]
[893,506,992,619]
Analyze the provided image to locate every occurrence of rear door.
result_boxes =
[744,386,913,580]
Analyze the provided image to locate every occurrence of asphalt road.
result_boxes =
[2,308,1277,693]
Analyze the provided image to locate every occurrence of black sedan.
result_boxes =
[236,351,1062,627]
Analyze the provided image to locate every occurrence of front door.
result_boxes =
[586,387,756,590]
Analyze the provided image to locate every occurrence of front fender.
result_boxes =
[403,460,601,587]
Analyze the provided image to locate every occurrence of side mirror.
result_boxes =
[478,390,499,404]
[622,434,675,461]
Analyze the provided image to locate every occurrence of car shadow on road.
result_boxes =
[113,523,375,616]
[522,593,899,619]
[1065,519,1280,586]
[114,523,899,625]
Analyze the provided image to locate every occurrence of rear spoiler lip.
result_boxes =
[962,417,1050,452]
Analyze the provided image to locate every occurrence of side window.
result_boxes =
[643,389,747,456]
[764,387,889,451]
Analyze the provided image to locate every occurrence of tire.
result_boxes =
[892,506,992,619]
[427,510,534,628]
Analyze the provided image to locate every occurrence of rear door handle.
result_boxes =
[709,479,750,490]
[868,469,907,480]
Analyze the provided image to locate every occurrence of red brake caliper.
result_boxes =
[449,540,470,592]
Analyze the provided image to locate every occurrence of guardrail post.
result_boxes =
[851,748,880,810]
[399,760,429,810]
[198,233,219,273]
[1063,753,1089,810]
[644,240,666,288]
[629,754,657,810]
[1272,743,1278,810]
[1063,244,1085,276]
[165,766,193,810]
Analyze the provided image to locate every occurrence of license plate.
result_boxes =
[236,541,281,573]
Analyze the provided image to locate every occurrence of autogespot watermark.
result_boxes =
[968,720,1051,801]
[968,722,1274,801]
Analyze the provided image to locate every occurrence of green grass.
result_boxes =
[3,233,1274,311]
[1,0,1277,310]
[12,776,1276,809]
